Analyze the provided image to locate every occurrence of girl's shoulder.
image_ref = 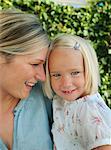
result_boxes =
[53,93,111,150]
[53,93,111,124]
[70,92,111,122]
[53,92,110,110]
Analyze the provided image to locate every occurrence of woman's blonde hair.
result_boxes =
[44,34,100,99]
[0,9,49,60]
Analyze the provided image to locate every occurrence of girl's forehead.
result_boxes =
[49,47,82,58]
[49,48,84,71]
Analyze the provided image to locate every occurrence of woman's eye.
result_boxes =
[32,64,39,67]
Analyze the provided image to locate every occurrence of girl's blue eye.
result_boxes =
[71,71,80,76]
[50,73,61,79]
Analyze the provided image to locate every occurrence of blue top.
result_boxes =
[0,83,53,150]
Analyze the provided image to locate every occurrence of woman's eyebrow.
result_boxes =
[33,59,45,63]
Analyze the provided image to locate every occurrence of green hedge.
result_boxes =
[0,0,111,108]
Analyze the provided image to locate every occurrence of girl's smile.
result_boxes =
[49,48,85,101]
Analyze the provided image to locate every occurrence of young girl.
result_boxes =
[44,34,111,150]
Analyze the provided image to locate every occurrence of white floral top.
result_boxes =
[52,93,111,150]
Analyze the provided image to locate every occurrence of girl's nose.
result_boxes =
[61,75,73,88]
[35,64,46,81]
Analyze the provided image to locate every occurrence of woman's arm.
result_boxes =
[93,145,111,150]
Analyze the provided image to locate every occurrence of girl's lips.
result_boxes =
[62,89,76,94]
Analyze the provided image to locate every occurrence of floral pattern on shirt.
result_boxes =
[52,93,111,150]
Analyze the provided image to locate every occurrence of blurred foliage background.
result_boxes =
[0,0,111,108]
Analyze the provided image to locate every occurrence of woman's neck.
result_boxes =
[0,92,20,114]
[0,91,20,150]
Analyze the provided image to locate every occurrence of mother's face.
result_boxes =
[0,48,48,99]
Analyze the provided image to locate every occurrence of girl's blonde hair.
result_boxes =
[44,34,100,99]
[0,9,49,60]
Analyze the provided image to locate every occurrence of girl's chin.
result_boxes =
[59,95,77,101]
[59,92,82,101]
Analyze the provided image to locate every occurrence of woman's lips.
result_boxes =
[25,81,37,90]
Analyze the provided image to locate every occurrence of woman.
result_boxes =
[0,9,52,150]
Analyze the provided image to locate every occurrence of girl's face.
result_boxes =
[49,48,85,101]
[0,48,48,100]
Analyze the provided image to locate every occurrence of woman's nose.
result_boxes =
[35,64,46,81]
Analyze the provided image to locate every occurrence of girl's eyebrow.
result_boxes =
[50,71,60,74]
[50,68,84,74]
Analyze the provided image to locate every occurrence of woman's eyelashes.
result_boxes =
[31,62,43,67]
[31,59,45,67]
[32,64,39,67]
